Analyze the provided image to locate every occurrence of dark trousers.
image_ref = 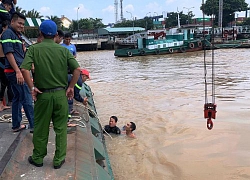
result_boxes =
[0,67,13,102]
[5,72,34,129]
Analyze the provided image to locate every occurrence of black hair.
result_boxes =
[57,30,64,38]
[11,12,26,21]
[0,20,9,34]
[41,32,55,39]
[2,0,12,5]
[2,20,9,28]
[64,32,72,39]
[130,122,136,131]
[110,116,118,123]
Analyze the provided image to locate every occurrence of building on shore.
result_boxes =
[61,15,72,29]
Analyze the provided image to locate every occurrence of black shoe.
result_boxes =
[28,156,43,167]
[30,128,34,133]
[54,159,65,169]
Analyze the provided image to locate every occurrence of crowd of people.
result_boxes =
[0,0,82,169]
[0,0,137,170]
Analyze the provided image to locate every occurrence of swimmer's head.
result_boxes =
[125,122,136,132]
[109,116,118,127]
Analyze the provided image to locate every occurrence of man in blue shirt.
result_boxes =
[1,12,34,132]
[0,0,12,26]
[61,32,78,123]
[61,33,77,58]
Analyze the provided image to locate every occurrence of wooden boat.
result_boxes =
[0,83,114,180]
[114,28,203,57]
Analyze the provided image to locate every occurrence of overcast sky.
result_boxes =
[18,0,250,24]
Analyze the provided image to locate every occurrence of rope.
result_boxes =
[87,106,113,139]
[75,103,113,139]
[202,0,208,104]
[211,13,215,104]
[203,4,216,104]
[202,0,217,130]
[69,115,86,128]
[0,113,30,124]
[0,113,86,129]
[0,104,112,135]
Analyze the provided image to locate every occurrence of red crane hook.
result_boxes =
[204,103,217,130]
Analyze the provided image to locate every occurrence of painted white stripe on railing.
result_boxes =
[36,19,42,26]
[26,18,34,27]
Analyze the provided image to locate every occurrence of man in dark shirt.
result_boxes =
[0,20,12,110]
[2,12,34,132]
[0,0,12,23]
[103,116,121,135]
[0,0,12,33]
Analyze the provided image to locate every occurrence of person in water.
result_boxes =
[103,116,121,135]
[123,122,136,138]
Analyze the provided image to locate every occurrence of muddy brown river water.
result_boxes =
[77,49,250,180]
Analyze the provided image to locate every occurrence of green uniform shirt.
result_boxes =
[21,39,79,89]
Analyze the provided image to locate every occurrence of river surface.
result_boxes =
[77,49,250,180]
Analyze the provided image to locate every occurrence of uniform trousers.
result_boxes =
[32,89,68,166]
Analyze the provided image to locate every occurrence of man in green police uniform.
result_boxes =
[21,20,81,169]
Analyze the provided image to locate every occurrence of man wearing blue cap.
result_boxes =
[21,20,81,169]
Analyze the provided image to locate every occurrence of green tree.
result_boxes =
[89,18,105,29]
[143,17,154,30]
[241,17,250,25]
[134,17,154,30]
[15,6,26,14]
[114,20,134,27]
[79,18,92,29]
[165,12,191,28]
[114,17,154,30]
[69,20,78,31]
[185,11,195,25]
[201,0,248,26]
[25,9,43,18]
[69,18,105,31]
[46,15,62,28]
